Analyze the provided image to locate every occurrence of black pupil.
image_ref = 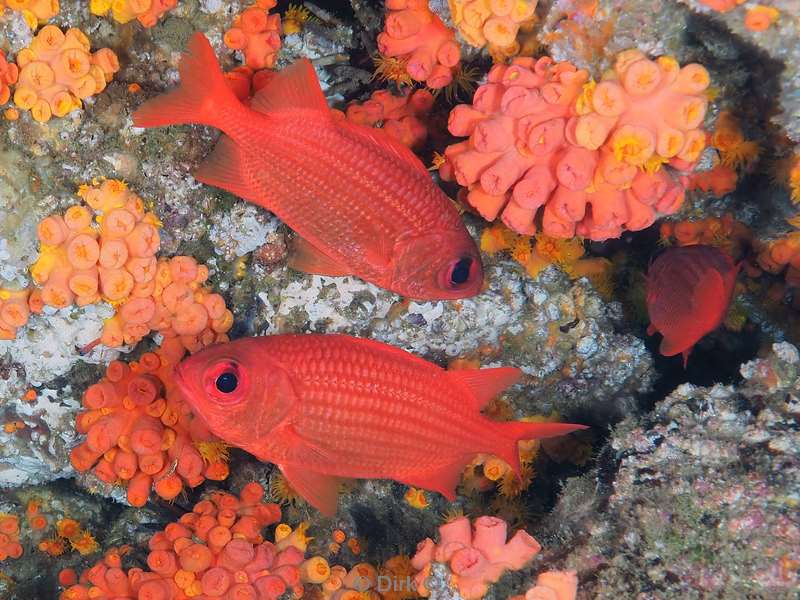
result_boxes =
[215,372,238,393]
[450,258,472,285]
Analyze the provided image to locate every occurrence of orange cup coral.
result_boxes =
[224,0,282,70]
[0,514,23,561]
[88,0,178,27]
[442,51,709,240]
[13,25,119,122]
[0,0,59,29]
[411,515,541,599]
[0,288,31,340]
[59,484,308,600]
[335,88,434,149]
[0,50,19,106]
[744,5,780,31]
[31,179,232,353]
[448,0,537,56]
[69,346,231,506]
[377,0,461,89]
[509,570,579,600]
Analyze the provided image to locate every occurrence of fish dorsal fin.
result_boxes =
[288,236,353,277]
[279,463,344,517]
[398,458,468,501]
[336,118,430,178]
[691,269,726,330]
[251,58,330,115]
[446,367,522,410]
[193,134,262,203]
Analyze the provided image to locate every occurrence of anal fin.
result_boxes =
[279,463,344,517]
[193,135,261,203]
[288,236,353,277]
[398,458,469,501]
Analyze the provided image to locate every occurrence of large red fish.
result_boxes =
[132,33,482,300]
[646,244,738,366]
[174,334,585,516]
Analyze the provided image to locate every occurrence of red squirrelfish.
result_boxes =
[174,334,586,516]
[646,244,739,366]
[132,33,482,300]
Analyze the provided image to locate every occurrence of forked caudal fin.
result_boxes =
[493,421,588,478]
[132,32,239,130]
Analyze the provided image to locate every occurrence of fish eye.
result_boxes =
[448,257,473,286]
[215,371,238,394]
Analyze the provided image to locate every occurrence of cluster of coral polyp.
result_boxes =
[442,50,710,240]
[411,516,541,599]
[0,50,19,106]
[88,0,178,27]
[224,0,282,70]
[31,179,232,351]
[0,288,31,340]
[335,88,434,149]
[377,0,461,89]
[757,235,800,287]
[69,347,230,506]
[510,570,578,600]
[59,484,311,599]
[12,25,119,122]
[0,514,23,561]
[0,0,59,28]
[448,0,537,57]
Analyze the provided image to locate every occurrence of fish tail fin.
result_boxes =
[494,421,588,478]
[132,32,238,130]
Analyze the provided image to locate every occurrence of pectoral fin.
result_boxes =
[288,236,353,277]
[279,463,344,517]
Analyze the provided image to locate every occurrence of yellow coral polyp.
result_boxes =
[13,25,119,122]
[611,126,655,166]
[3,0,59,28]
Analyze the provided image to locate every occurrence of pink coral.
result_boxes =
[442,51,708,240]
[377,0,461,89]
[0,50,18,106]
[335,88,434,149]
[224,0,282,70]
[411,516,541,599]
[59,484,306,599]
[13,25,119,122]
[510,570,579,600]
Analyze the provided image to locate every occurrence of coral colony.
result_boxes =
[0,0,799,598]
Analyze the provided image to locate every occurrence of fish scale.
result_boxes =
[176,334,585,515]
[133,33,483,299]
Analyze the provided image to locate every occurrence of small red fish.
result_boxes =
[646,245,739,366]
[133,33,483,300]
[174,334,585,516]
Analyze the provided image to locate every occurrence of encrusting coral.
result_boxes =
[58,483,313,599]
[376,0,462,89]
[0,0,59,29]
[88,0,178,27]
[69,344,231,506]
[442,50,709,240]
[411,515,542,599]
[334,88,434,149]
[0,50,19,106]
[30,179,232,352]
[448,0,538,59]
[12,25,119,122]
[223,0,283,70]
